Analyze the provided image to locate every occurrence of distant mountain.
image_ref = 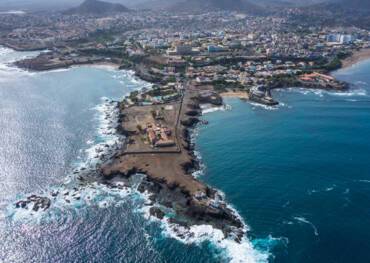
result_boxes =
[168,0,265,14]
[288,0,370,30]
[250,0,328,8]
[250,0,370,9]
[337,0,370,9]
[65,0,130,15]
[133,0,183,10]
[306,0,370,12]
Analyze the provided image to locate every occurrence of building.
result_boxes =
[327,34,340,43]
[327,34,354,44]
[166,44,193,55]
[339,35,353,44]
[207,45,225,53]
[146,123,175,148]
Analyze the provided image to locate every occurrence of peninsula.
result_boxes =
[7,0,370,243]
[100,85,246,240]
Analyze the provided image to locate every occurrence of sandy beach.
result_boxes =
[86,62,120,70]
[342,48,370,69]
[220,90,249,99]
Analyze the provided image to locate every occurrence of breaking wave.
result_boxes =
[201,103,231,114]
[5,90,270,262]
[6,96,127,222]
[307,184,337,195]
[280,86,368,98]
[293,216,319,236]
[144,111,280,263]
[355,179,370,183]
[139,190,272,263]
[85,97,124,166]
[3,55,276,262]
[7,182,135,224]
[0,46,40,80]
[249,102,281,111]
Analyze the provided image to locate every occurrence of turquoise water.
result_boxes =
[196,60,370,262]
[1,45,370,263]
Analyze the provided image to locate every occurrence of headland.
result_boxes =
[2,4,370,261]
[99,84,245,241]
[10,43,353,241]
[7,12,368,244]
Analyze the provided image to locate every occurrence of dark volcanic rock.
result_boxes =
[150,207,165,219]
[186,110,201,117]
[197,92,223,106]
[181,117,199,128]
[182,160,199,174]
[187,103,201,110]
[15,195,51,212]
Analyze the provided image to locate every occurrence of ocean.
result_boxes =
[0,46,369,263]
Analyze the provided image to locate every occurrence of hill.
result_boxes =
[337,0,370,9]
[168,0,265,14]
[309,0,370,11]
[65,0,130,15]
[250,0,328,8]
[133,0,183,10]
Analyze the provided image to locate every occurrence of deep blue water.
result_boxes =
[196,60,370,262]
[0,47,228,263]
[0,46,370,263]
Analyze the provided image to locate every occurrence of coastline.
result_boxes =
[13,56,121,72]
[4,39,370,263]
[99,88,248,242]
[8,52,261,260]
[0,42,46,52]
[341,48,370,69]
[8,44,361,261]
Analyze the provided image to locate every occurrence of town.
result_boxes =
[2,5,369,106]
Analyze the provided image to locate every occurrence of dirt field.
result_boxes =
[103,88,210,196]
[122,102,181,153]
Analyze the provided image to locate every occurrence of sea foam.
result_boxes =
[4,60,276,262]
[293,216,319,236]
[136,117,276,263]
[141,196,270,263]
[201,103,231,114]
[7,182,135,224]
[281,86,368,98]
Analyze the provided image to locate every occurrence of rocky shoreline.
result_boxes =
[13,53,120,71]
[10,46,355,244]
[11,61,247,242]
[99,89,246,242]
[0,41,48,52]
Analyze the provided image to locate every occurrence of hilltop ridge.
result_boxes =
[64,0,130,15]
[168,0,265,14]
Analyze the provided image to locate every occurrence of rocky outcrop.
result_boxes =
[150,207,165,219]
[196,92,223,106]
[133,172,244,241]
[181,117,199,128]
[15,195,51,212]
[185,109,201,117]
